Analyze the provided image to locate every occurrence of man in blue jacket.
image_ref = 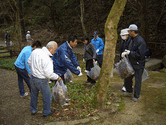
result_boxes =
[121,24,146,102]
[14,41,41,97]
[52,35,82,84]
[91,31,104,67]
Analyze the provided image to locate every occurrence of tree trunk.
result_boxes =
[92,0,127,109]
[80,0,87,35]
[18,0,25,43]
[140,0,148,43]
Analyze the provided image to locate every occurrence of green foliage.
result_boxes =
[0,57,16,71]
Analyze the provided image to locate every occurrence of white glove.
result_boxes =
[121,52,127,58]
[96,49,99,53]
[83,58,85,63]
[77,66,81,72]
[4,41,6,43]
[78,72,83,76]
[125,50,130,55]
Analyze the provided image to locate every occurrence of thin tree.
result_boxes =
[92,0,127,109]
[80,0,87,35]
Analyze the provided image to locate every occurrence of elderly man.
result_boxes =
[121,24,146,102]
[52,35,82,84]
[14,41,41,97]
[28,41,61,117]
[91,31,104,67]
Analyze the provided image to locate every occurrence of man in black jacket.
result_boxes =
[121,24,146,101]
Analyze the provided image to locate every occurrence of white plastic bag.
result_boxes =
[87,61,101,80]
[116,56,135,79]
[64,69,73,82]
[52,80,68,107]
[142,69,149,82]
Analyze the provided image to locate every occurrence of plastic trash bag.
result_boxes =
[87,61,101,80]
[64,69,73,82]
[52,80,68,107]
[142,69,149,82]
[116,56,135,79]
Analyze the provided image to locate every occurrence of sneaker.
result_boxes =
[43,109,55,117]
[69,80,73,83]
[122,86,126,92]
[132,97,138,102]
[123,92,132,97]
[20,92,28,98]
[48,81,52,83]
[63,103,69,106]
[31,111,37,115]
[66,97,70,102]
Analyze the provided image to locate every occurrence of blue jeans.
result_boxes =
[30,76,52,116]
[15,66,31,96]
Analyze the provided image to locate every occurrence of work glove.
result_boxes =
[96,49,99,53]
[121,52,128,58]
[125,49,130,55]
[77,66,81,72]
[4,41,6,43]
[78,72,83,76]
[83,58,85,63]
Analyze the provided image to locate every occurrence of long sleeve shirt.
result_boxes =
[14,46,32,74]
[91,36,104,55]
[28,47,59,80]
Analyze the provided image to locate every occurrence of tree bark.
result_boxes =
[17,0,26,43]
[92,0,127,109]
[80,0,87,35]
[140,0,148,43]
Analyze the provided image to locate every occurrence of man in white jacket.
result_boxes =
[28,41,61,117]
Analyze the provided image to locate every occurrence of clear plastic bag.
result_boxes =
[142,69,149,82]
[64,69,73,82]
[87,61,101,80]
[52,80,68,107]
[116,56,135,79]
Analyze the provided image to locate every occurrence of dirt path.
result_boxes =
[0,68,165,125]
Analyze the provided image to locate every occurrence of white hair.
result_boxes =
[46,41,58,49]
[27,31,30,34]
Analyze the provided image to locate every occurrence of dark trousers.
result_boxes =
[6,40,10,51]
[125,68,144,98]
[97,55,103,68]
[15,66,31,96]
[86,59,96,83]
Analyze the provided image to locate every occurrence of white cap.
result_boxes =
[120,28,129,36]
[128,24,138,31]
[27,31,30,33]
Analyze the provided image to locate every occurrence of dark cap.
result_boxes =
[94,31,98,36]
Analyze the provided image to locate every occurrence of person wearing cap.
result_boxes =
[14,41,41,98]
[82,36,96,86]
[26,31,33,45]
[52,35,83,85]
[91,31,104,67]
[120,28,132,92]
[121,24,146,102]
[28,41,61,117]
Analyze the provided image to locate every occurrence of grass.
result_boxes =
[0,57,16,71]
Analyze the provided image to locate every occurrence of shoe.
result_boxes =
[123,92,132,97]
[85,80,90,83]
[63,103,69,106]
[90,83,95,86]
[69,80,73,83]
[48,81,52,83]
[43,109,55,117]
[66,97,70,102]
[31,111,37,115]
[122,86,126,92]
[132,97,138,102]
[20,92,28,98]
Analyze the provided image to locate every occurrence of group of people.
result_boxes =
[14,32,104,117]
[13,23,146,117]
[119,24,146,102]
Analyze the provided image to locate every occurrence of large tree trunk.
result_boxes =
[93,0,127,109]
[140,0,148,43]
[80,0,87,35]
